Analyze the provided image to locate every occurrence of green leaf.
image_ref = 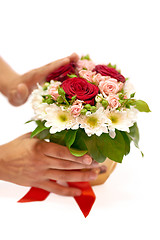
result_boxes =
[130,92,135,98]
[71,129,126,163]
[49,130,68,146]
[81,54,91,60]
[31,121,49,138]
[71,129,88,152]
[64,130,77,149]
[25,119,34,124]
[120,131,131,155]
[107,63,117,69]
[70,95,77,105]
[133,100,151,112]
[56,96,64,104]
[36,128,50,140]
[127,123,139,148]
[58,87,66,97]
[58,87,69,106]
[69,148,88,157]
[96,130,126,163]
[42,95,54,104]
[64,129,87,157]
[67,74,78,78]
[83,134,106,163]
[127,123,144,156]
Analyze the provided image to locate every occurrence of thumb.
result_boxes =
[8,83,29,106]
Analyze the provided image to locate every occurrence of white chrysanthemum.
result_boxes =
[106,108,137,135]
[126,106,138,123]
[44,104,79,134]
[32,102,48,120]
[77,107,109,137]
[123,80,135,98]
[31,84,48,120]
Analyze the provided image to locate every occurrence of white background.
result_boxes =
[0,0,159,239]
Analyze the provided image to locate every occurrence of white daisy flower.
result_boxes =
[106,109,136,134]
[77,107,109,137]
[44,104,79,134]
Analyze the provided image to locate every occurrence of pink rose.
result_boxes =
[107,94,121,109]
[70,100,83,117]
[76,59,95,71]
[93,74,110,85]
[99,78,120,97]
[79,70,96,82]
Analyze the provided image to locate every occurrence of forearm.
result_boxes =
[0,57,20,96]
[0,144,6,181]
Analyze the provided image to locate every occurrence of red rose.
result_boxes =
[93,65,126,83]
[61,77,99,105]
[46,63,75,82]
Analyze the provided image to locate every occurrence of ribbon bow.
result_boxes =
[18,181,96,218]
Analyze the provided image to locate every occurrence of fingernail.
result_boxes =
[83,156,92,165]
[99,165,107,174]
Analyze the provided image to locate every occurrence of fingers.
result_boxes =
[39,180,82,196]
[44,168,99,182]
[26,53,79,87]
[68,52,79,62]
[37,57,70,77]
[36,164,107,197]
[8,53,79,106]
[41,141,92,165]
[44,156,99,170]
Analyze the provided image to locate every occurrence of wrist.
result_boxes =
[0,144,5,181]
[0,57,20,97]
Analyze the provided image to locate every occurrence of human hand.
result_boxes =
[7,53,79,106]
[0,133,102,196]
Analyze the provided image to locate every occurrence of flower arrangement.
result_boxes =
[30,54,150,163]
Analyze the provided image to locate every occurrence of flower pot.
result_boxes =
[90,158,117,186]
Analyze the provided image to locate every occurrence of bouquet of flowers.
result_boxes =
[30,54,150,164]
[20,55,150,217]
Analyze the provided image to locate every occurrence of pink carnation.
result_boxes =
[70,100,83,117]
[76,59,95,71]
[107,94,121,110]
[49,82,61,100]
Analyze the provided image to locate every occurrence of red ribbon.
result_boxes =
[18,181,95,218]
